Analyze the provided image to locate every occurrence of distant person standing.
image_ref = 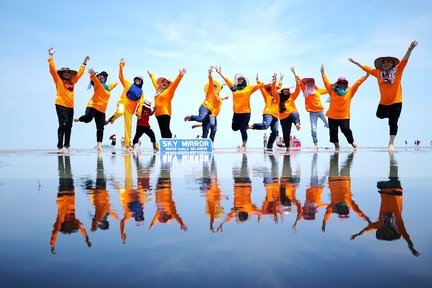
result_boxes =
[48,48,89,153]
[263,133,268,148]
[349,41,418,151]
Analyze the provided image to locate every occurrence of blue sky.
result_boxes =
[0,0,431,149]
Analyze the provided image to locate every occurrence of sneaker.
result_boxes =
[153,142,159,151]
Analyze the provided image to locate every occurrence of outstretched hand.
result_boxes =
[179,68,187,75]
[409,40,418,51]
[320,64,325,75]
[88,68,95,75]
[48,47,56,56]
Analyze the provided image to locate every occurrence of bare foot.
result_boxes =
[191,124,201,129]
[184,115,191,122]
[57,148,64,154]
[74,118,80,122]
[334,142,340,151]
[295,123,301,131]
[247,124,254,129]
[352,142,358,149]
[97,143,102,151]
[388,143,395,151]
[313,143,318,151]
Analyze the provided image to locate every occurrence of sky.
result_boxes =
[0,0,431,150]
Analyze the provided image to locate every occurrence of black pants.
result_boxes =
[156,115,172,138]
[56,105,74,149]
[376,102,402,135]
[78,107,106,142]
[328,118,354,144]
[232,113,251,142]
[133,126,156,145]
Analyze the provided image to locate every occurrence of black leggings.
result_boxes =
[55,105,74,149]
[78,107,106,142]
[328,118,354,144]
[156,115,172,138]
[376,102,402,135]
[133,126,156,144]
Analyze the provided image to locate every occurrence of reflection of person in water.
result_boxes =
[117,154,146,244]
[50,156,91,254]
[84,154,118,232]
[197,156,226,232]
[293,153,329,231]
[259,154,282,223]
[351,152,420,257]
[135,154,156,199]
[217,154,260,231]
[322,152,370,233]
[149,162,187,231]
[279,153,302,230]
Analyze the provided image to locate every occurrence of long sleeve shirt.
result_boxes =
[362,59,407,105]
[86,74,117,113]
[222,77,262,113]
[150,73,184,117]
[259,85,279,118]
[202,74,216,112]
[323,75,366,120]
[118,62,145,115]
[272,83,301,120]
[48,57,85,108]
[299,81,328,112]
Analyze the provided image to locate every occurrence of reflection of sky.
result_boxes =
[0,149,431,287]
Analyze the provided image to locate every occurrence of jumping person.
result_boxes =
[74,69,117,151]
[147,68,187,139]
[348,41,418,151]
[48,48,89,153]
[105,58,145,152]
[320,65,369,151]
[131,99,159,152]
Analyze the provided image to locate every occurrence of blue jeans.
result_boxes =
[190,105,210,122]
[252,114,273,130]
[202,115,217,142]
[309,111,328,144]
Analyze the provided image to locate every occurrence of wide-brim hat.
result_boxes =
[374,56,400,70]
[143,99,152,109]
[332,77,349,87]
[302,77,315,84]
[234,73,250,86]
[157,77,172,86]
[277,84,294,93]
[57,67,77,80]
[204,80,222,94]
[97,71,109,79]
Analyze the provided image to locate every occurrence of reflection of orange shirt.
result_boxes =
[323,75,365,119]
[50,192,88,248]
[48,57,85,108]
[362,59,407,105]
[223,77,262,113]
[205,179,224,229]
[150,73,184,116]
[260,180,281,222]
[89,189,118,231]
[223,181,260,223]
[279,178,302,215]
[323,176,368,224]
[86,74,117,113]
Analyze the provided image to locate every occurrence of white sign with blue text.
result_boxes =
[159,138,213,153]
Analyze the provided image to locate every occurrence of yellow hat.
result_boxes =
[204,80,222,94]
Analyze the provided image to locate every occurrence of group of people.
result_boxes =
[49,41,418,153]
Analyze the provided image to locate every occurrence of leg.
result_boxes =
[267,117,279,149]
[318,111,329,128]
[63,108,74,149]
[239,113,251,148]
[328,118,340,150]
[309,112,319,145]
[55,105,73,149]
[156,115,172,138]
[76,107,96,123]
[202,115,211,138]
[291,111,301,131]
[252,114,272,130]
[107,103,125,124]
[123,109,134,149]
[388,103,402,151]
[188,105,210,122]
[132,126,146,145]
[339,119,356,148]
[280,117,293,150]
[209,116,217,142]
[94,110,106,149]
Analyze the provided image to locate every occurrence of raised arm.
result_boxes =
[403,40,418,62]
[348,57,365,70]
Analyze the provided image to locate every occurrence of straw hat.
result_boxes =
[233,73,250,86]
[57,67,77,80]
[277,84,294,93]
[156,77,172,86]
[204,80,222,94]
[143,99,152,109]
[374,56,400,70]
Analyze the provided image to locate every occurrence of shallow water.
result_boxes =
[0,148,431,288]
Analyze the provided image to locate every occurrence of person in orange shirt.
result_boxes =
[217,154,260,231]
[258,154,282,223]
[351,152,419,256]
[248,73,282,151]
[271,75,301,151]
[50,156,91,254]
[147,68,187,139]
[348,41,418,151]
[48,48,89,153]
[320,64,369,151]
[322,152,370,233]
[291,67,329,150]
[105,58,145,151]
[149,164,188,231]
[74,68,118,150]
[293,153,329,231]
[215,67,262,151]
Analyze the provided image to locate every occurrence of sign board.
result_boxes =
[159,138,213,153]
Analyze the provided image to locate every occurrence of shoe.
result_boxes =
[153,142,159,151]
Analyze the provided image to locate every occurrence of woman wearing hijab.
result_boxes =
[48,48,89,153]
[348,41,418,151]
[74,69,118,151]
[271,74,301,151]
[105,58,145,151]
[147,68,187,139]
[291,66,329,150]
[320,65,369,151]
[215,67,262,151]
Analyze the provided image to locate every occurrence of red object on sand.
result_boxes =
[109,134,116,140]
